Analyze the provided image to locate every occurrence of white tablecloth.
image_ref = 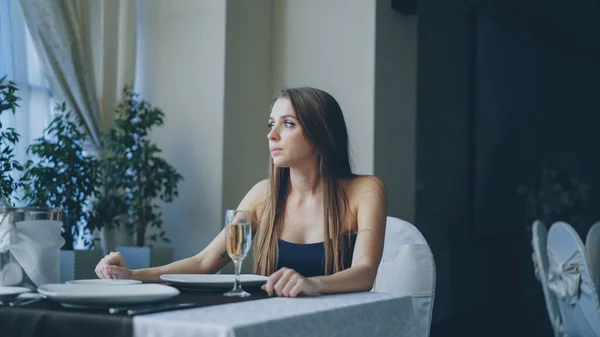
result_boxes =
[133,292,416,337]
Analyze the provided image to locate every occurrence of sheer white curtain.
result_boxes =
[0,0,53,189]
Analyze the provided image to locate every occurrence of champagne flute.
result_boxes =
[223,209,252,297]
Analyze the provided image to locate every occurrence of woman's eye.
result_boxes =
[268,123,274,129]
[284,121,295,127]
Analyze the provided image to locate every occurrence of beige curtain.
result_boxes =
[83,0,137,130]
[17,0,137,148]
[18,0,102,149]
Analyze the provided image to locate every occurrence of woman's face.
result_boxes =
[267,98,316,167]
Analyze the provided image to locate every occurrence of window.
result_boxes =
[0,0,53,172]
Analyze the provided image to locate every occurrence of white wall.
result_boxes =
[271,0,377,174]
[135,0,227,260]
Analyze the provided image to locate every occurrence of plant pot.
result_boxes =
[100,225,135,254]
[115,246,173,270]
[100,226,117,255]
[60,249,104,283]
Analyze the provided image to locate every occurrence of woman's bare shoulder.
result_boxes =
[238,179,269,210]
[237,179,269,228]
[343,175,386,198]
[248,179,269,204]
[341,175,386,230]
[250,179,269,196]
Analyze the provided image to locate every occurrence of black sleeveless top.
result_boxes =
[276,233,357,277]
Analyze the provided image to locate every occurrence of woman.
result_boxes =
[95,87,387,298]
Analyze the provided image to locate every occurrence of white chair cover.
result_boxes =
[373,217,435,337]
[547,221,600,337]
[586,222,600,294]
[531,220,564,337]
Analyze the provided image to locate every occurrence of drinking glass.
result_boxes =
[223,209,252,297]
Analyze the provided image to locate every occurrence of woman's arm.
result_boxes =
[313,176,387,293]
[128,227,232,282]
[96,179,269,282]
[262,176,387,297]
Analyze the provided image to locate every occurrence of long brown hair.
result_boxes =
[253,87,355,276]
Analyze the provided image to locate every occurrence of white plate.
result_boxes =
[0,286,32,301]
[38,283,179,308]
[66,279,142,285]
[160,274,268,290]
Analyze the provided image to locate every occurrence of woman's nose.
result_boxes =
[267,127,279,141]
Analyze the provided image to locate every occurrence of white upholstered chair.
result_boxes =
[531,220,564,337]
[547,221,600,337]
[586,222,600,294]
[373,216,436,337]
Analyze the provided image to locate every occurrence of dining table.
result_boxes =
[0,286,417,337]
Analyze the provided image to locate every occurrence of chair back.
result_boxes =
[547,221,600,337]
[373,217,436,337]
[531,220,563,337]
[586,222,600,291]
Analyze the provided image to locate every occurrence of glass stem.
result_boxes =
[233,259,242,291]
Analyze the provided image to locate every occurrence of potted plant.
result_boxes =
[95,87,182,269]
[87,167,128,253]
[21,103,103,282]
[0,76,23,206]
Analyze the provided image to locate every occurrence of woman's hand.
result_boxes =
[95,252,132,279]
[261,267,321,297]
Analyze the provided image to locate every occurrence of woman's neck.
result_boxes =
[288,159,322,200]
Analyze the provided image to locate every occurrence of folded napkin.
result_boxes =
[0,217,64,287]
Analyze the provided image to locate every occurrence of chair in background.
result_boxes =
[373,216,436,337]
[586,222,600,293]
[531,220,564,337]
[547,221,600,337]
